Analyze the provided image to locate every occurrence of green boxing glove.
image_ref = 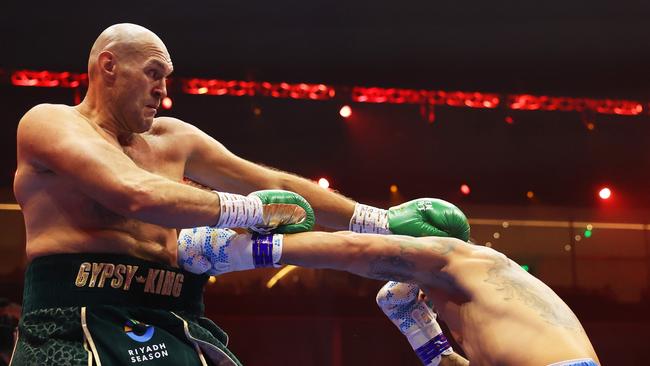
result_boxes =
[214,189,315,234]
[349,198,470,240]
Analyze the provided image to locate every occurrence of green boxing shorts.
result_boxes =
[11,253,242,366]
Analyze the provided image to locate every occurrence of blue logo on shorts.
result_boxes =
[124,320,155,342]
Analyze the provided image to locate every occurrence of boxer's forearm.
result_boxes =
[277,172,356,230]
[183,131,357,230]
[124,174,221,227]
[280,232,453,284]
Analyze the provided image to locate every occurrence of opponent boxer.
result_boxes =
[13,23,461,365]
[179,199,472,366]
[179,202,600,365]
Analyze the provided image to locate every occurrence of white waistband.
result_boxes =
[547,358,596,366]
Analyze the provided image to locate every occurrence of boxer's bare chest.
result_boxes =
[83,132,185,225]
[61,127,186,230]
[20,117,188,260]
[119,133,183,180]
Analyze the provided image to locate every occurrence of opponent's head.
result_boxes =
[87,23,173,133]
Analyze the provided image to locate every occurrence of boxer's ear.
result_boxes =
[98,51,117,83]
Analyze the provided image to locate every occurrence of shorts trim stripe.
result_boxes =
[171,311,208,366]
[83,334,93,366]
[81,307,102,366]
[8,328,19,366]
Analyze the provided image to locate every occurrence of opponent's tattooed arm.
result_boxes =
[367,254,417,282]
[365,236,459,282]
[281,232,461,285]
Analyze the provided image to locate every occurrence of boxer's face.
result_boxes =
[113,39,173,133]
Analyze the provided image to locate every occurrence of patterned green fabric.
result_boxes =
[14,254,243,366]
[12,306,242,366]
[12,307,86,365]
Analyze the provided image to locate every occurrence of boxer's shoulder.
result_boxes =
[20,103,72,124]
[19,104,99,139]
[150,116,199,136]
[25,102,68,113]
[17,104,86,150]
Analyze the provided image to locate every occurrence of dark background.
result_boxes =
[2,1,650,364]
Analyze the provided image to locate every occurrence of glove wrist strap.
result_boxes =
[251,233,283,268]
[349,203,390,234]
[405,314,453,366]
[411,332,452,366]
[214,192,263,228]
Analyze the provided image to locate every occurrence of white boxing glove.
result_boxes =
[376,281,453,366]
[177,226,283,275]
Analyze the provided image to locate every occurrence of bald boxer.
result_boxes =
[179,226,600,366]
[13,23,465,365]
[13,22,317,366]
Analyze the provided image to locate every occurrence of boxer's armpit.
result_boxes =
[429,271,459,292]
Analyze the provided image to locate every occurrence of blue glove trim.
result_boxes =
[251,233,275,268]
[414,333,450,365]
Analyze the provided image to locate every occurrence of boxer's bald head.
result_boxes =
[88,23,173,80]
[84,24,173,133]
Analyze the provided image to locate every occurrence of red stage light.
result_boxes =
[598,187,612,200]
[11,70,88,88]
[318,178,330,189]
[339,105,352,118]
[508,94,643,115]
[162,97,173,110]
[460,184,471,195]
[181,78,335,100]
[8,69,646,117]
[350,87,500,109]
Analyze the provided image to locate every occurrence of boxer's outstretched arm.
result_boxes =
[180,229,470,365]
[17,105,221,228]
[279,232,463,286]
[281,232,470,366]
[180,119,356,230]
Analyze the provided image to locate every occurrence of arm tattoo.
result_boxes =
[368,255,415,282]
[366,238,457,283]
[367,239,418,281]
[484,255,584,331]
